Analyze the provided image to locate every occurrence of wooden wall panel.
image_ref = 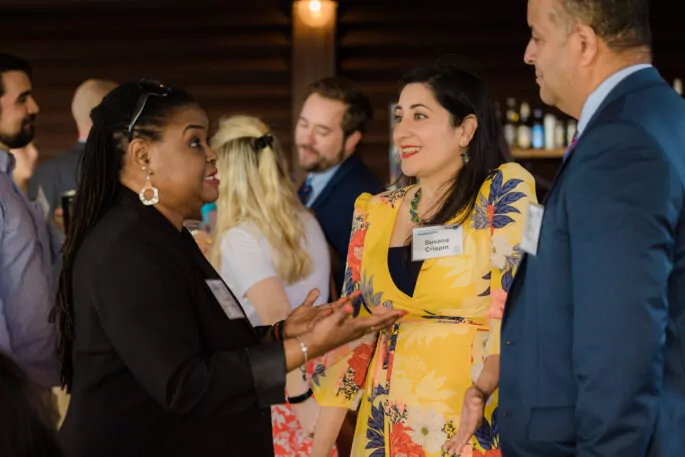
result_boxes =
[2,0,683,192]
[336,0,685,189]
[0,0,293,164]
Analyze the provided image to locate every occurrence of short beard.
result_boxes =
[300,144,347,173]
[0,124,35,150]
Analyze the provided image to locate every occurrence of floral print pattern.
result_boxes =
[312,163,536,456]
[271,403,339,456]
[272,360,338,457]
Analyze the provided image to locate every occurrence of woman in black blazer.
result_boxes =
[52,80,404,457]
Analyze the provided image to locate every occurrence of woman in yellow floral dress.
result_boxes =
[311,65,537,457]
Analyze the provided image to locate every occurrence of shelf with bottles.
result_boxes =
[498,77,683,161]
[511,147,565,159]
[497,97,576,161]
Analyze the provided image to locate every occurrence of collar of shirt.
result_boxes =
[577,64,652,137]
[0,149,15,175]
[306,162,342,206]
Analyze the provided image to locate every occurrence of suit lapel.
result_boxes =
[504,67,665,321]
[541,67,662,204]
[311,153,361,211]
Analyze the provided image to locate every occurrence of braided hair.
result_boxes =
[51,81,197,391]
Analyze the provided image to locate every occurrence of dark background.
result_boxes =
[2,0,682,187]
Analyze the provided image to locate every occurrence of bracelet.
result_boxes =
[295,336,308,365]
[287,388,314,404]
[268,320,285,341]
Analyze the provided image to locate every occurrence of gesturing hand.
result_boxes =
[443,386,487,456]
[283,289,360,338]
[308,298,407,354]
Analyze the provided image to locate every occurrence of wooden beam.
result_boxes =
[291,0,337,181]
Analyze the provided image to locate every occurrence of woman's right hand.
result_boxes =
[307,298,406,356]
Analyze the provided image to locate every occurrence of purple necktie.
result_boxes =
[562,130,579,163]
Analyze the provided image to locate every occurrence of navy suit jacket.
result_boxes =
[309,153,383,294]
[500,67,685,457]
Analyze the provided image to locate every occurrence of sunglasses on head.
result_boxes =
[127,79,172,142]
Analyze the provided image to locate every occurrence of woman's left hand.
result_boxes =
[443,386,487,456]
[283,289,351,338]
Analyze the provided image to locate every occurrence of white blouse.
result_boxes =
[218,211,330,326]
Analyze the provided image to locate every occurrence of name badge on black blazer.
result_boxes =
[205,279,244,320]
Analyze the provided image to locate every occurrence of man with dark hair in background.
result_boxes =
[295,76,382,457]
[0,52,59,389]
[445,1,685,456]
[295,76,383,296]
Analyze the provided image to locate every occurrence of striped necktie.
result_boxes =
[562,130,579,163]
[297,175,313,205]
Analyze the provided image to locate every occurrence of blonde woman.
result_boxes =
[210,115,336,456]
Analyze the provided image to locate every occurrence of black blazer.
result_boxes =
[310,153,383,293]
[59,187,286,457]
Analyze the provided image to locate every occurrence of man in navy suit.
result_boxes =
[295,76,383,295]
[488,1,685,456]
[445,1,685,456]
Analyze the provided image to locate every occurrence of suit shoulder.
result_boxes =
[580,120,666,160]
[348,157,383,187]
[31,156,59,183]
[31,148,78,184]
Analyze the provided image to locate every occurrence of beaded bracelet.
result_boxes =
[271,320,285,341]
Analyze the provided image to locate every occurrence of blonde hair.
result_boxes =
[209,115,311,284]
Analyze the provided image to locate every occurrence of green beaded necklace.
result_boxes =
[409,188,423,224]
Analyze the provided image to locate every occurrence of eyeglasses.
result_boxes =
[127,79,172,141]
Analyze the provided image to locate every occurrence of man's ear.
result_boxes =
[344,130,362,155]
[575,22,600,67]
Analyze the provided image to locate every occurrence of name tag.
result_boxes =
[412,224,464,261]
[520,203,544,256]
[205,279,244,320]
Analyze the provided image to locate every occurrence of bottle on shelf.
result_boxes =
[517,101,532,149]
[503,97,519,149]
[554,119,566,148]
[543,113,557,151]
[531,108,545,150]
[674,78,683,96]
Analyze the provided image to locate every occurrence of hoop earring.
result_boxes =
[139,171,159,206]
[461,152,471,165]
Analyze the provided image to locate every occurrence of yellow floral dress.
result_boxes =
[312,163,537,457]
